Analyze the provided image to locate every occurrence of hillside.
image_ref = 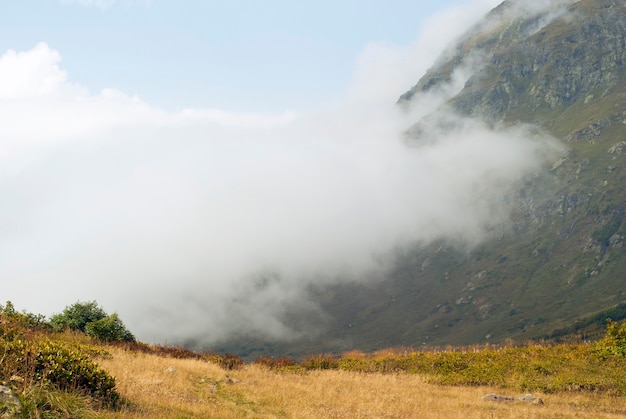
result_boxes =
[326,0,626,350]
[97,344,626,418]
[2,308,626,417]
[217,0,626,358]
[320,0,626,351]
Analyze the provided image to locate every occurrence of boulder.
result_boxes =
[516,393,545,405]
[482,393,544,405]
[482,393,514,402]
[0,385,20,418]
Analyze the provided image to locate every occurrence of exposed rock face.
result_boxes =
[401,0,626,124]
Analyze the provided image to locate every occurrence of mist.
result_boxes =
[1,0,567,346]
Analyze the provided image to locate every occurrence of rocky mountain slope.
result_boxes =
[220,0,626,358]
[401,0,626,123]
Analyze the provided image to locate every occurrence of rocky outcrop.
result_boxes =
[401,0,626,125]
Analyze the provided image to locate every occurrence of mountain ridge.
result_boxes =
[401,0,626,124]
[216,0,626,359]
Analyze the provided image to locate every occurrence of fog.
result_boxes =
[1,0,568,346]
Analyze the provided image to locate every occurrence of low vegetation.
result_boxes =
[50,300,135,343]
[0,302,119,417]
[97,349,626,418]
[1,300,625,417]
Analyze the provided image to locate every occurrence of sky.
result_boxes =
[0,0,479,112]
[0,0,568,346]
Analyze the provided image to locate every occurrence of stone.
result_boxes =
[224,375,239,384]
[456,296,472,305]
[517,393,545,405]
[482,393,544,405]
[608,141,626,155]
[0,385,20,418]
[482,393,514,402]
[609,234,623,248]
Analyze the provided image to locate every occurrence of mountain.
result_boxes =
[219,0,626,359]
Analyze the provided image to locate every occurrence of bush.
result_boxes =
[33,339,119,404]
[50,301,107,333]
[596,319,626,358]
[0,314,120,406]
[301,354,339,370]
[254,356,297,370]
[85,313,135,343]
[50,301,135,343]
[1,301,51,331]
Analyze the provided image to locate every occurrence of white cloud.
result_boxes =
[1,0,566,347]
[347,0,501,103]
[0,43,68,99]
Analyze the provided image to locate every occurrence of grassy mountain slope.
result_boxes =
[215,0,626,359]
[99,344,626,418]
[317,0,626,352]
[3,308,626,417]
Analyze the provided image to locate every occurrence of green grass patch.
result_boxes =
[334,323,626,394]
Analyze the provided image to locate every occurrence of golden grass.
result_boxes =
[98,347,626,418]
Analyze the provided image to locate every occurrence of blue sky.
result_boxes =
[0,0,469,111]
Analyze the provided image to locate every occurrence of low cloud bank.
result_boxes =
[1,0,566,345]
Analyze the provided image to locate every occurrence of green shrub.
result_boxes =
[337,357,370,372]
[85,313,135,343]
[596,319,626,358]
[50,301,107,333]
[334,342,626,394]
[1,301,51,331]
[50,301,135,343]
[0,313,120,406]
[33,339,119,404]
[301,354,339,370]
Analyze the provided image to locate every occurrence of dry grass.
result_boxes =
[98,347,626,418]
